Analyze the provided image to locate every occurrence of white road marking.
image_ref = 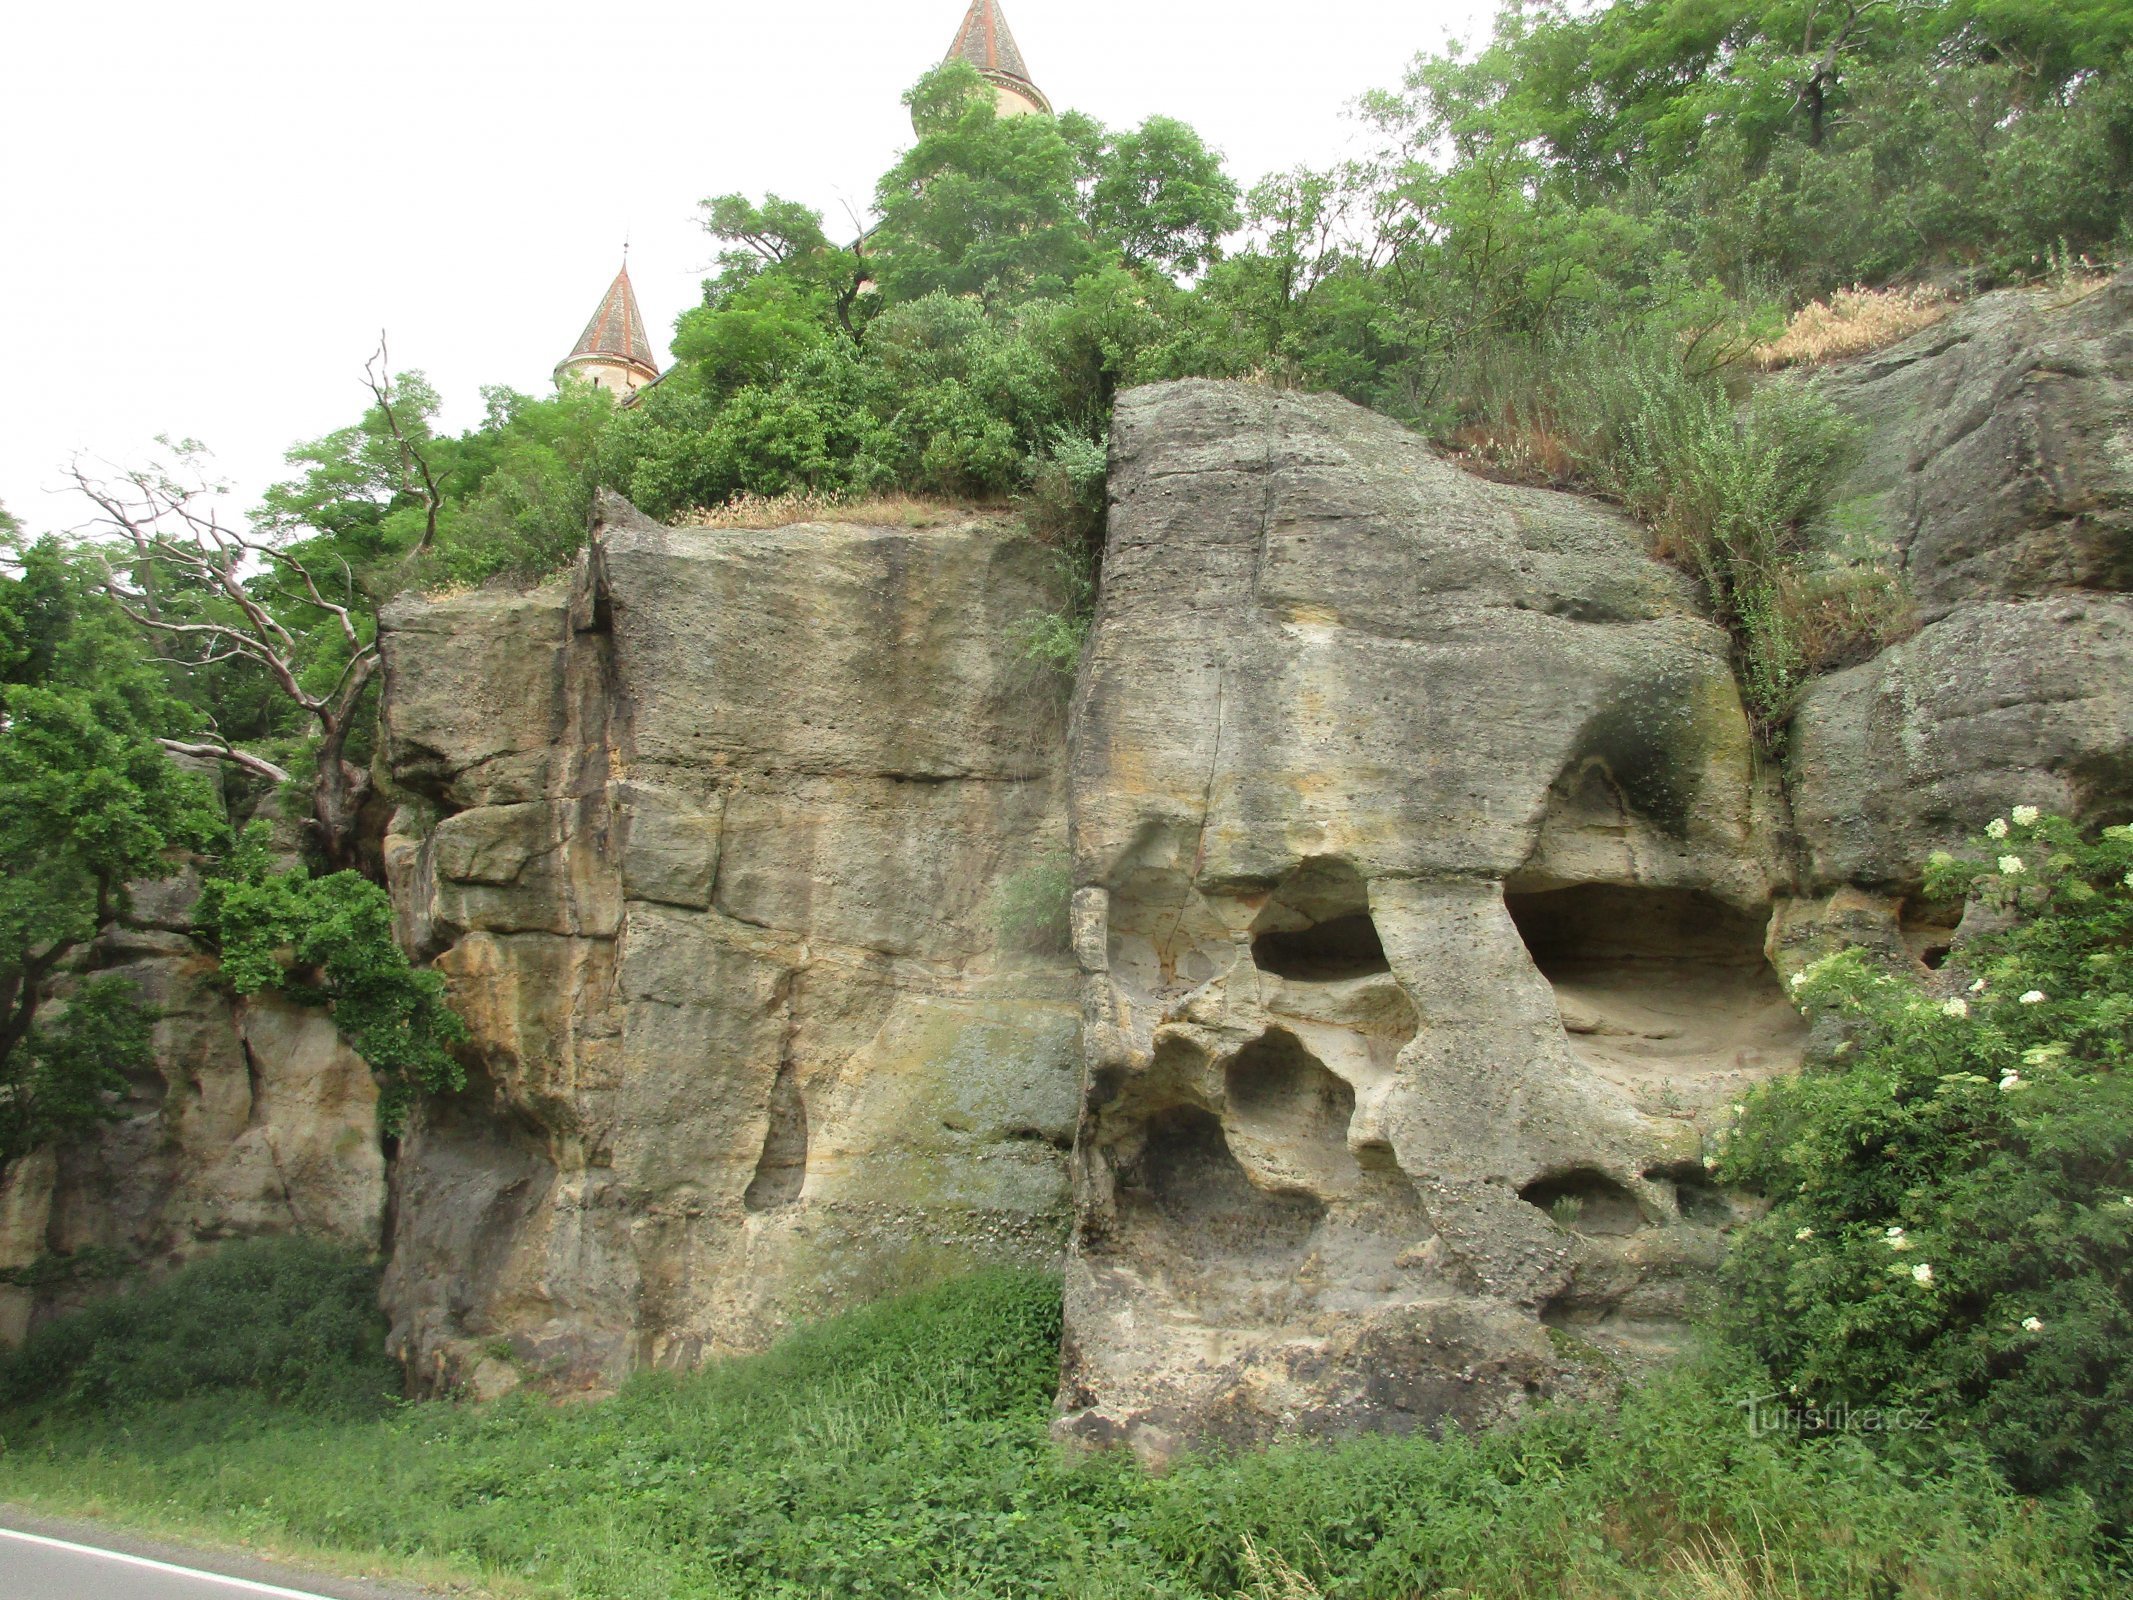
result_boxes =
[0,1525,342,1597]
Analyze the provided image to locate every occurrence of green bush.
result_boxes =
[1719,811,2133,1527]
[990,851,1074,954]
[197,825,467,1134]
[0,1237,397,1418]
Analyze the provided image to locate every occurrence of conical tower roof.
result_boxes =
[945,0,1051,114]
[559,263,660,381]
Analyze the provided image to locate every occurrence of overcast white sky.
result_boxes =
[0,0,1496,533]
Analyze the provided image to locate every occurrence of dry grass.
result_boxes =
[1779,561,1919,675]
[2043,257,2118,308]
[1662,1527,1809,1599]
[679,490,994,530]
[1446,411,1583,488]
[1751,285,1954,370]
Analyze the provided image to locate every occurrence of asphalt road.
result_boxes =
[0,1516,436,1599]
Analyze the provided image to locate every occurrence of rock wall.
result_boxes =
[0,873,385,1343]
[8,272,2090,1438]
[1783,271,2133,960]
[1057,274,2133,1457]
[376,501,1081,1391]
[1057,381,1803,1457]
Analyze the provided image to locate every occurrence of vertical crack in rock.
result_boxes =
[744,1057,809,1215]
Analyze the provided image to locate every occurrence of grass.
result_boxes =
[678,490,996,530]
[1749,287,1954,371]
[0,1247,2122,1600]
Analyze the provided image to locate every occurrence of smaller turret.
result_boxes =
[556,261,660,397]
[943,0,1051,118]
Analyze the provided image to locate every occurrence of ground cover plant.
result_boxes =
[0,1252,2121,1600]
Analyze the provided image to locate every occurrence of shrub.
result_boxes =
[0,1237,397,1418]
[1719,811,2133,1527]
[197,825,467,1134]
[991,851,1074,954]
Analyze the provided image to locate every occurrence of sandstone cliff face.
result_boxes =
[345,271,2133,1438]
[1057,382,1805,1457]
[1783,272,2133,962]
[0,876,384,1343]
[376,502,1080,1390]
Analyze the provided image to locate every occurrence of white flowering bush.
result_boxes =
[1718,811,2133,1527]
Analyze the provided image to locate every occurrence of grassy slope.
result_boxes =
[0,1266,2118,1600]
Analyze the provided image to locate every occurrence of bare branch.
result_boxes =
[365,333,443,557]
[157,738,293,786]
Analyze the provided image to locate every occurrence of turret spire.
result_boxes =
[944,0,1052,117]
[555,262,660,397]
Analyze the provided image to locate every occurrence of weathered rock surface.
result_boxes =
[0,901,385,1343]
[1781,274,2133,963]
[377,501,1081,1390]
[1813,272,2132,623]
[1059,383,1805,1458]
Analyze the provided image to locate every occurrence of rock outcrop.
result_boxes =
[1783,271,2133,962]
[1057,383,1805,1458]
[376,502,1081,1390]
[0,874,385,1343]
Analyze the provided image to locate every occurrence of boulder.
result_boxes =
[1813,271,2133,622]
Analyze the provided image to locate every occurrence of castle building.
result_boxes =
[945,0,1052,118]
[555,261,661,397]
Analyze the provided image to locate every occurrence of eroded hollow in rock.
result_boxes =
[1108,1105,1325,1317]
[1250,859,1390,981]
[1520,1169,1644,1235]
[1224,1028,1359,1193]
[1504,884,1805,1110]
[743,1061,808,1212]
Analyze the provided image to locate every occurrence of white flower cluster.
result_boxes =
[1941,997,1970,1019]
[2012,805,2041,828]
[2022,1315,2045,1333]
[1999,855,2026,876]
[1912,1263,1935,1287]
[2019,990,2047,1005]
[1999,1072,2027,1093]
[1987,818,2010,840]
[1795,1226,1814,1242]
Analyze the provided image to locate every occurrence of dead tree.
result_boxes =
[72,449,379,872]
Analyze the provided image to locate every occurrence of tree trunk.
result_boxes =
[310,733,374,875]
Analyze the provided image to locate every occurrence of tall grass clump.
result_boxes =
[0,1237,397,1419]
[1449,326,1865,742]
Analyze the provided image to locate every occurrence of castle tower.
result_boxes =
[555,261,661,397]
[944,0,1052,118]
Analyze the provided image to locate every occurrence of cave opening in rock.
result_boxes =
[1503,883,1805,1109]
[1250,859,1390,981]
[743,1061,808,1212]
[1519,1169,1644,1235]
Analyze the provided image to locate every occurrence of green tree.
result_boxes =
[870,61,1097,303]
[198,826,466,1135]
[0,537,220,1163]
